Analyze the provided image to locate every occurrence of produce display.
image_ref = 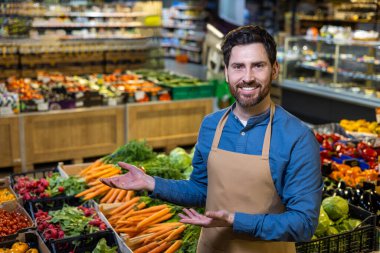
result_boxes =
[13,172,87,201]
[34,205,107,240]
[0,207,32,237]
[0,189,16,204]
[340,119,380,136]
[67,140,198,252]
[0,241,38,253]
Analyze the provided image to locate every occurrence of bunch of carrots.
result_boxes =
[100,198,186,253]
[74,159,134,202]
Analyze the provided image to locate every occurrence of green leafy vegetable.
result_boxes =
[102,140,156,165]
[139,154,185,180]
[47,173,87,197]
[315,207,333,237]
[91,238,118,253]
[169,147,192,172]
[322,196,349,221]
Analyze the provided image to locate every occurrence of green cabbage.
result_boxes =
[326,226,339,236]
[322,196,349,221]
[315,207,333,237]
[169,147,192,171]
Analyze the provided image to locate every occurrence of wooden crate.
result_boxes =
[58,162,91,177]
[0,116,21,172]
[23,106,125,170]
[126,98,213,152]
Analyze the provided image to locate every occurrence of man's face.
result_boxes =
[225,43,279,108]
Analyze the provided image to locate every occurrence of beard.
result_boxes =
[229,80,271,108]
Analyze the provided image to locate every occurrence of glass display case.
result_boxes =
[283,36,380,107]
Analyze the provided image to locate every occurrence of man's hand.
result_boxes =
[99,162,155,192]
[178,208,235,228]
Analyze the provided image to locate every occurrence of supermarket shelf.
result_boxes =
[161,34,204,42]
[60,35,154,40]
[32,22,161,28]
[169,14,207,21]
[173,5,205,10]
[298,63,380,82]
[282,79,380,108]
[161,43,201,52]
[0,11,155,18]
[162,24,202,30]
[298,63,335,74]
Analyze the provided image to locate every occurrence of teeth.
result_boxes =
[241,87,256,90]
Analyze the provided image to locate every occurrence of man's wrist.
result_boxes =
[146,175,155,192]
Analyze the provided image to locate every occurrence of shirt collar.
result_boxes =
[230,103,271,129]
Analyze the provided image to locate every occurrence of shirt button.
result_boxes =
[241,132,246,136]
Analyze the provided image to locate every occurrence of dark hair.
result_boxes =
[221,25,277,67]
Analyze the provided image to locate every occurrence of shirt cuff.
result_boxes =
[233,212,257,236]
[149,176,168,198]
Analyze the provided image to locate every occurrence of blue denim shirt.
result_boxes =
[151,104,323,242]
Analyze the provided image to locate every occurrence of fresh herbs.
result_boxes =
[102,140,156,165]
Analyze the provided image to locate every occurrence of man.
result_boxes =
[101,25,322,253]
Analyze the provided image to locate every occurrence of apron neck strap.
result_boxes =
[211,102,276,160]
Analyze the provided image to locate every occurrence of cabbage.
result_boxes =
[322,196,349,221]
[169,147,192,171]
[337,218,361,232]
[326,226,339,235]
[315,207,333,237]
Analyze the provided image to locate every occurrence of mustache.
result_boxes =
[237,80,261,88]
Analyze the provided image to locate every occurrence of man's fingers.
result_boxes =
[118,162,140,172]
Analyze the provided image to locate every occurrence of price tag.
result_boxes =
[0,106,13,115]
[134,91,145,101]
[376,107,380,123]
[343,159,359,167]
[107,98,117,106]
[373,138,380,148]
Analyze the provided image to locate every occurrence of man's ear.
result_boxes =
[272,61,279,80]
[224,66,229,83]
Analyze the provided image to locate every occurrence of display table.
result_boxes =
[0,98,214,172]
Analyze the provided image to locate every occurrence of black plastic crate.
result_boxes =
[10,167,83,207]
[26,196,119,253]
[50,229,120,253]
[296,204,377,253]
[0,231,50,253]
[26,195,83,219]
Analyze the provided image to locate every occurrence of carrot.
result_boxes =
[74,183,103,198]
[164,225,187,242]
[109,197,140,216]
[79,159,103,176]
[143,213,174,228]
[134,241,160,253]
[82,185,110,200]
[125,190,134,201]
[116,227,138,233]
[118,202,146,221]
[116,189,128,202]
[98,169,122,179]
[136,208,172,230]
[85,166,119,181]
[100,188,115,203]
[108,188,122,203]
[164,240,182,253]
[150,241,172,253]
[80,163,111,177]
[125,204,168,219]
[141,222,182,234]
[141,226,174,244]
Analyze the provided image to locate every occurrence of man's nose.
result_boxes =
[243,69,254,83]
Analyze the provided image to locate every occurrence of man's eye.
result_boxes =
[255,64,264,68]
[233,65,243,70]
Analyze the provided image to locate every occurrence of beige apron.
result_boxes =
[197,103,296,253]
